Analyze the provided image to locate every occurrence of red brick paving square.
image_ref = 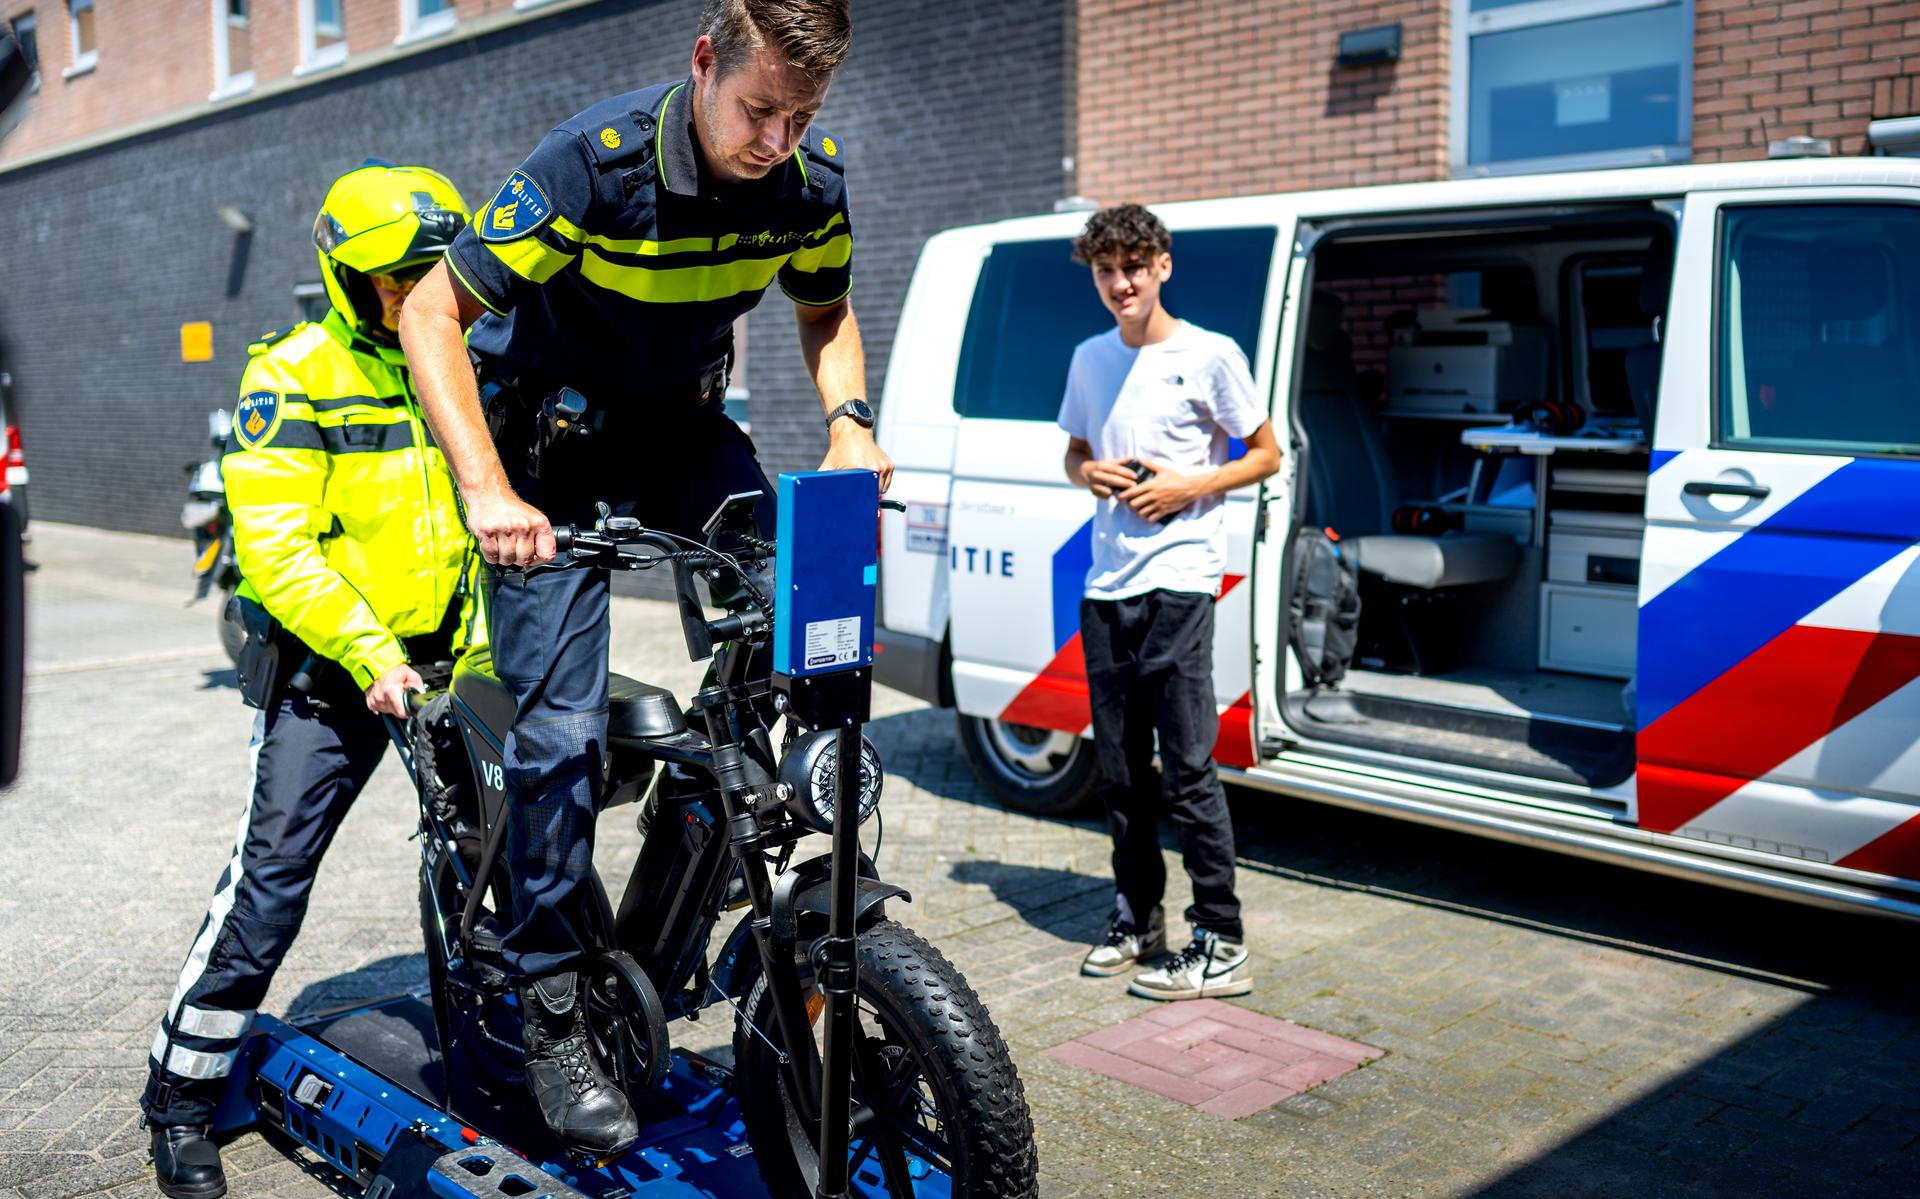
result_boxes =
[1046,999,1383,1119]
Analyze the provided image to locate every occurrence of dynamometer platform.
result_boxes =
[210,993,767,1198]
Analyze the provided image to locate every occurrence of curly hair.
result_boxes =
[1071,203,1171,266]
[701,0,851,81]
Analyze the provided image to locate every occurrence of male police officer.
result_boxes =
[399,0,887,1155]
[143,163,480,1199]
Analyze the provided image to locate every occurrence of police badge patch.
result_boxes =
[234,390,282,449]
[479,171,555,244]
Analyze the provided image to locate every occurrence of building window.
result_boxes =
[1452,0,1691,177]
[298,0,345,71]
[63,0,94,76]
[13,12,38,85]
[398,0,455,45]
[211,0,252,99]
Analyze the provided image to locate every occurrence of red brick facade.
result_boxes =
[2,0,530,163]
[1075,0,1920,206]
[1074,0,1450,204]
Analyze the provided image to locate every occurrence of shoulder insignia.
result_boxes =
[803,130,846,176]
[233,390,284,450]
[247,323,303,357]
[583,110,652,169]
[479,171,556,244]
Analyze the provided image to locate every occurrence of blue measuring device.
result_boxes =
[772,470,878,679]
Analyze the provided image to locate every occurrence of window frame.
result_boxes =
[210,0,253,100]
[14,11,38,88]
[61,0,94,77]
[396,0,456,46]
[1449,0,1693,179]
[1709,199,1920,462]
[296,0,346,73]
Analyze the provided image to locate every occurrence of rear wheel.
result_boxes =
[733,919,1038,1198]
[956,713,1096,817]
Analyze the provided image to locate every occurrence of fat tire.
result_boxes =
[733,919,1038,1199]
[955,713,1096,818]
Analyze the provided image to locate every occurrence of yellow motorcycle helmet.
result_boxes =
[313,160,468,335]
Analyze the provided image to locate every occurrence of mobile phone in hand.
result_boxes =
[1123,459,1176,525]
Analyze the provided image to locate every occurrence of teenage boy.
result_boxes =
[1057,203,1282,1001]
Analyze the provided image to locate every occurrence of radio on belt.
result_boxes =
[772,469,877,728]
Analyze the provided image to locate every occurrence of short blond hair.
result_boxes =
[700,0,851,81]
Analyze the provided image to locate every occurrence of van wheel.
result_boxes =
[956,713,1096,817]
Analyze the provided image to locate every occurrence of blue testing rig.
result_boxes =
[207,472,901,1199]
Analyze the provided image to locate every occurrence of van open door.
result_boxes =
[1636,188,1920,883]
[943,216,1291,809]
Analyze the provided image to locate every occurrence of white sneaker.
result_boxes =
[1128,931,1250,1000]
[1081,907,1166,977]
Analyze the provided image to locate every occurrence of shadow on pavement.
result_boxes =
[282,953,430,1021]
[200,667,237,691]
[877,705,1920,1197]
[947,857,1111,947]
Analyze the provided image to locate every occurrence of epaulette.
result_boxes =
[802,128,846,178]
[582,108,655,170]
[247,323,305,357]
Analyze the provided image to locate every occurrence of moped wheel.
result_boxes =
[733,919,1037,1199]
[584,950,671,1099]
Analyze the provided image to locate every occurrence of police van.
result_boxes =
[873,156,1920,922]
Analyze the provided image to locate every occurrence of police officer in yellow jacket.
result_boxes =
[142,162,479,1199]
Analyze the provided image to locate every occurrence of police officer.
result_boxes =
[143,163,481,1199]
[399,0,886,1155]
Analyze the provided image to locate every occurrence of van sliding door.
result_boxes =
[1637,190,1920,885]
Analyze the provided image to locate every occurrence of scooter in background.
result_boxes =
[182,409,243,664]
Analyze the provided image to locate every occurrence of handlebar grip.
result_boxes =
[553,524,575,554]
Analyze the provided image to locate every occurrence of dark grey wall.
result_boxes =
[0,0,1066,537]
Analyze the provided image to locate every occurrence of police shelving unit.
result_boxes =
[210,470,899,1199]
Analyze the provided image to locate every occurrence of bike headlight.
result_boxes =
[778,729,882,834]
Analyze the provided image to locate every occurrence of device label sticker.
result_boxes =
[804,616,861,669]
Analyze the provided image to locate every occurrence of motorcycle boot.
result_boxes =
[149,1122,226,1199]
[518,972,640,1156]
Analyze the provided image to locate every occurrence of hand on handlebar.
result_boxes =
[465,487,555,568]
[366,662,425,718]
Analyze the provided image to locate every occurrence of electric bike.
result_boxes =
[394,495,1038,1199]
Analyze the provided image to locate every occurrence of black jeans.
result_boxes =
[1081,589,1243,941]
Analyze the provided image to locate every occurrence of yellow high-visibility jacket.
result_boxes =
[225,310,482,690]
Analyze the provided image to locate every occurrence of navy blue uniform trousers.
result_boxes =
[489,408,775,980]
[1081,589,1244,941]
[143,676,388,1125]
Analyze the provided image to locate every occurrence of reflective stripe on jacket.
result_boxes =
[224,310,482,689]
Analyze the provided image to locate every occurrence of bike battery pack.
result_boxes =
[772,470,878,726]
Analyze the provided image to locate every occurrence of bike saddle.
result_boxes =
[609,675,685,740]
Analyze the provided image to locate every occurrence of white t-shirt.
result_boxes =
[1056,320,1267,601]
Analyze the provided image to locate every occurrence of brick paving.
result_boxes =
[1047,1000,1383,1119]
[3,525,1919,1198]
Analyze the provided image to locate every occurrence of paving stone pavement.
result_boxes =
[4,524,1919,1198]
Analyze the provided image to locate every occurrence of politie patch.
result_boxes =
[479,171,554,244]
[234,390,282,449]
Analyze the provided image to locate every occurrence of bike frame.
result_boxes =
[401,521,902,1188]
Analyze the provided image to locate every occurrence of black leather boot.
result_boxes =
[149,1122,226,1199]
[519,972,640,1157]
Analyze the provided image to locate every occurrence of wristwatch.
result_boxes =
[825,398,876,430]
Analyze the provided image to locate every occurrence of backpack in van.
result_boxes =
[1287,527,1361,688]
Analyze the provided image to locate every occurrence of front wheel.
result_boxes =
[733,919,1037,1198]
[955,713,1096,817]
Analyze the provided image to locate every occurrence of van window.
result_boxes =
[953,227,1277,421]
[1718,204,1920,456]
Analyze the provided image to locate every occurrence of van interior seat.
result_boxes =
[1299,291,1518,590]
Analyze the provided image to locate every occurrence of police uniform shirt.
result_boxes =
[446,79,852,401]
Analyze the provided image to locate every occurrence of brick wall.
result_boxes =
[3,0,570,164]
[1074,0,1448,204]
[0,0,1067,536]
[1693,0,1920,161]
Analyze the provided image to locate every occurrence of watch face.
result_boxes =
[850,400,875,424]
